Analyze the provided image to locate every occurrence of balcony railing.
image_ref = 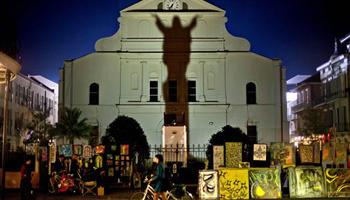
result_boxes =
[291,102,312,113]
[314,90,347,106]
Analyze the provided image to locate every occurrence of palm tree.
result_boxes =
[53,107,91,144]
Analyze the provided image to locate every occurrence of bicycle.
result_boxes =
[130,178,193,200]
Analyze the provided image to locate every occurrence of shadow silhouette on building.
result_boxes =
[154,15,197,146]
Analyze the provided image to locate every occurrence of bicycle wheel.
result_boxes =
[130,192,145,200]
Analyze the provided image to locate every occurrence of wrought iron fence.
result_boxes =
[149,144,208,164]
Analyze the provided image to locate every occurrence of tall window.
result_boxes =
[89,83,99,105]
[149,81,158,102]
[246,82,256,104]
[168,80,177,102]
[188,80,196,102]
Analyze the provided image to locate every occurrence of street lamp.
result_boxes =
[0,52,21,198]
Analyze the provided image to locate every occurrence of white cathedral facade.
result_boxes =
[59,0,288,146]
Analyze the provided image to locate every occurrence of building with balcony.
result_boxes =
[315,34,350,140]
[59,0,289,146]
[0,74,58,150]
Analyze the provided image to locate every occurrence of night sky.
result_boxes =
[3,0,350,82]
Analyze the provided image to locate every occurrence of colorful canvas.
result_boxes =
[120,144,129,155]
[95,145,105,154]
[108,167,114,177]
[253,144,267,161]
[218,168,249,199]
[299,145,314,163]
[111,145,117,152]
[313,142,321,164]
[73,145,82,155]
[270,142,295,166]
[284,143,295,166]
[198,170,219,199]
[95,155,103,168]
[59,144,72,157]
[288,167,326,198]
[322,143,334,168]
[213,145,224,169]
[325,168,350,197]
[249,168,282,199]
[225,142,242,168]
[336,143,347,168]
[49,143,56,163]
[83,145,92,158]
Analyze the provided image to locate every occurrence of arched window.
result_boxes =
[246,82,256,104]
[89,83,99,105]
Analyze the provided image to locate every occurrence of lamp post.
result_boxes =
[0,52,21,199]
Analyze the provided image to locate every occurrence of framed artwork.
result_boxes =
[95,145,105,154]
[249,168,282,199]
[108,167,114,177]
[225,142,242,168]
[289,167,326,198]
[120,144,129,155]
[83,145,92,158]
[213,145,224,169]
[325,168,350,197]
[95,155,103,168]
[111,145,117,152]
[107,154,113,160]
[253,144,267,161]
[299,144,314,163]
[198,170,219,199]
[49,143,56,163]
[313,142,321,164]
[218,168,249,199]
[270,142,295,166]
[73,144,83,156]
[335,143,347,168]
[59,144,72,157]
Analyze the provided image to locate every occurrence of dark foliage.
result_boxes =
[206,125,252,169]
[102,115,150,163]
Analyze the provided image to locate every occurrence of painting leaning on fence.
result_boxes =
[198,170,219,199]
[218,168,249,199]
[249,168,282,199]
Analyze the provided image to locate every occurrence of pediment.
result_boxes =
[121,0,224,13]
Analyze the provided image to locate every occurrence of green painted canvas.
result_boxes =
[325,168,350,197]
[288,167,326,198]
[249,168,282,199]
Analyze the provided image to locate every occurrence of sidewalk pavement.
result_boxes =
[4,189,136,200]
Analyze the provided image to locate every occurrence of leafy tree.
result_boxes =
[25,110,53,145]
[102,115,150,164]
[298,108,329,136]
[52,107,91,144]
[206,125,252,169]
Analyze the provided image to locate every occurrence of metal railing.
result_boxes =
[149,144,208,164]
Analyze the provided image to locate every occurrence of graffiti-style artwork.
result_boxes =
[95,145,105,154]
[59,144,72,157]
[270,143,295,166]
[249,168,282,199]
[120,144,129,155]
[73,145,82,156]
[49,143,56,163]
[225,142,242,168]
[218,168,249,199]
[198,170,219,199]
[325,168,350,197]
[299,145,314,163]
[213,145,224,169]
[289,167,326,198]
[322,143,334,168]
[336,143,347,168]
[253,144,267,161]
[83,145,92,158]
[95,155,103,168]
[313,142,321,164]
